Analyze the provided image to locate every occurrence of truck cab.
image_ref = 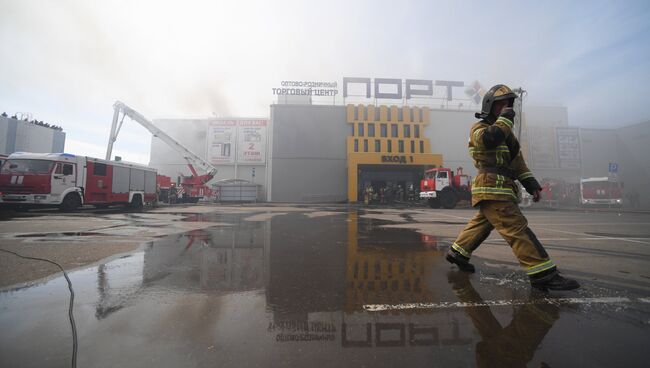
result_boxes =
[0,152,86,209]
[580,177,622,206]
[420,167,471,209]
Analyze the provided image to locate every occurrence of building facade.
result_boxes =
[147,103,650,207]
[267,103,575,203]
[0,116,66,155]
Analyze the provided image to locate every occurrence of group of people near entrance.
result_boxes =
[362,183,418,205]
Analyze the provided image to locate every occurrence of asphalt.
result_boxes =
[1,204,649,368]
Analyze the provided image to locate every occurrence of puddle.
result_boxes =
[1,210,649,368]
[15,232,109,238]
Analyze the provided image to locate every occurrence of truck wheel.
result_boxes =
[428,198,440,208]
[129,194,143,210]
[60,193,81,212]
[440,190,458,209]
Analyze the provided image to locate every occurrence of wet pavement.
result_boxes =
[1,207,650,367]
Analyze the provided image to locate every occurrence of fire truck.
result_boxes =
[580,177,623,206]
[419,167,471,209]
[0,152,157,211]
[106,101,217,203]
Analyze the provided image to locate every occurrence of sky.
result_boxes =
[1,0,649,164]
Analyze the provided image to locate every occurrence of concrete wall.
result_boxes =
[524,105,569,127]
[0,116,66,155]
[578,128,619,178]
[424,106,572,179]
[615,121,650,208]
[269,105,348,202]
[424,109,476,175]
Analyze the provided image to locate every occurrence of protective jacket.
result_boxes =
[468,113,541,207]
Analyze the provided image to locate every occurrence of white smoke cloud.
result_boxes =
[1,0,649,165]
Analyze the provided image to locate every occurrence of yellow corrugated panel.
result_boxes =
[422,106,430,124]
[379,105,388,122]
[402,106,412,123]
[357,104,366,122]
[367,104,376,121]
[390,105,399,122]
[346,104,355,123]
[411,106,421,123]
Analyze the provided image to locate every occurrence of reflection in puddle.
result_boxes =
[1,210,648,368]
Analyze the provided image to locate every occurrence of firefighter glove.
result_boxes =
[520,177,542,195]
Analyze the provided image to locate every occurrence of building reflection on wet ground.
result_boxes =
[1,210,649,367]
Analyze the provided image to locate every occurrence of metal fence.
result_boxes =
[214,180,259,202]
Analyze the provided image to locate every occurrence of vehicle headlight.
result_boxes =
[34,195,47,200]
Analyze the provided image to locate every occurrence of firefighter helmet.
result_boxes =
[475,84,518,119]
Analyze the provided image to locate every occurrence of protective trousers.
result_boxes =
[450,200,557,279]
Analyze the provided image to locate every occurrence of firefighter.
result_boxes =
[169,184,178,205]
[363,184,373,205]
[446,84,579,291]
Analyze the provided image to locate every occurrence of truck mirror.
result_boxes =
[63,165,73,176]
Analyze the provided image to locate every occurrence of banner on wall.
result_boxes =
[237,120,267,163]
[207,121,237,164]
[207,120,267,165]
[556,127,581,169]
[529,126,558,169]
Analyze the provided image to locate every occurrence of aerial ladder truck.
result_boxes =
[106,101,218,203]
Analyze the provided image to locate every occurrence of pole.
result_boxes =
[513,88,526,141]
[234,122,238,180]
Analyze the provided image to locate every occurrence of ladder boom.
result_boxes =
[106,101,217,177]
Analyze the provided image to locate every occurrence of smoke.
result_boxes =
[1,0,649,166]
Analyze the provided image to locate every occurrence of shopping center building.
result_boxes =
[148,78,650,206]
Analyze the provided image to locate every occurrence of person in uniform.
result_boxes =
[446,84,579,291]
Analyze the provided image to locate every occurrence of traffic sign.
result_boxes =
[608,163,618,173]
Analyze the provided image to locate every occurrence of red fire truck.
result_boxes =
[580,177,622,206]
[0,152,157,211]
[419,167,471,209]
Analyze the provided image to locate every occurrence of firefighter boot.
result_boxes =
[446,250,476,273]
[530,272,580,291]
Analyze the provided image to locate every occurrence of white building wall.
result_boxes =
[1,116,65,155]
